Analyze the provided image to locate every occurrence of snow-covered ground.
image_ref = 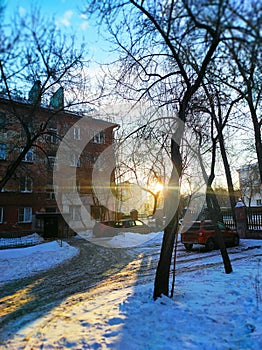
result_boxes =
[1,233,262,349]
[0,234,79,284]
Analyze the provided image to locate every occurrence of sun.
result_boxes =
[154,182,163,193]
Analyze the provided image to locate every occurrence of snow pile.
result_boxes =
[0,240,79,284]
[108,231,160,248]
[86,229,161,248]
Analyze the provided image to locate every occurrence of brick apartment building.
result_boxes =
[0,90,117,237]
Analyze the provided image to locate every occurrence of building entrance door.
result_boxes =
[44,216,58,238]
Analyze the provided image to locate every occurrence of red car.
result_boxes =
[181,220,240,251]
[93,219,151,237]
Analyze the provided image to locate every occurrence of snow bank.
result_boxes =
[0,240,79,284]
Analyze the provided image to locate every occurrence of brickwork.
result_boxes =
[0,96,117,234]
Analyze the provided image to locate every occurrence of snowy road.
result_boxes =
[1,234,262,349]
[0,237,134,339]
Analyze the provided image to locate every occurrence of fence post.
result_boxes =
[234,200,248,238]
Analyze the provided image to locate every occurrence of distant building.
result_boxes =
[237,163,262,206]
[0,91,118,236]
[115,181,144,215]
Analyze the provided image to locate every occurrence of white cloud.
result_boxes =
[56,10,74,27]
[80,20,89,31]
[80,13,88,20]
[18,6,26,16]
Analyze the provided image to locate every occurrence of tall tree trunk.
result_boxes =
[153,139,182,300]
[249,105,262,184]
[218,130,236,215]
[206,190,233,274]
[206,184,223,222]
[197,130,232,274]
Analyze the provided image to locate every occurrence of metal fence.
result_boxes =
[221,207,262,239]
[221,208,235,229]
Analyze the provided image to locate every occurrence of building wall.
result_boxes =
[0,97,117,234]
[238,163,262,206]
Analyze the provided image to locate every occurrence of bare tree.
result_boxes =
[221,0,262,182]
[0,6,96,190]
[189,83,242,213]
[84,0,243,299]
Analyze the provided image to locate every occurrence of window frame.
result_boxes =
[20,176,33,193]
[92,131,105,144]
[46,189,56,200]
[69,205,81,221]
[47,156,58,171]
[70,153,81,167]
[18,207,32,223]
[22,148,34,163]
[73,126,81,140]
[48,127,59,144]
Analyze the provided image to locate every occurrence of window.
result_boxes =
[70,153,81,167]
[22,148,34,162]
[18,207,32,223]
[46,189,56,200]
[92,131,105,144]
[257,199,262,206]
[20,176,33,192]
[0,207,3,223]
[0,143,6,160]
[73,127,81,140]
[47,156,58,170]
[48,127,59,144]
[69,205,81,221]
[46,184,57,200]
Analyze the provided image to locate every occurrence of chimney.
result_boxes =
[50,87,64,110]
[28,80,41,105]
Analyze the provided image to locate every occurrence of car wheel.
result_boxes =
[233,235,240,246]
[184,243,193,251]
[205,238,215,251]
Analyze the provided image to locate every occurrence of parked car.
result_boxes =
[93,219,151,237]
[181,220,240,251]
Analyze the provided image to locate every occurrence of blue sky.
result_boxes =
[6,0,89,29]
[4,0,112,63]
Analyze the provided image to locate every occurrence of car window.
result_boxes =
[115,221,123,228]
[122,220,132,228]
[129,220,136,227]
[135,220,144,226]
